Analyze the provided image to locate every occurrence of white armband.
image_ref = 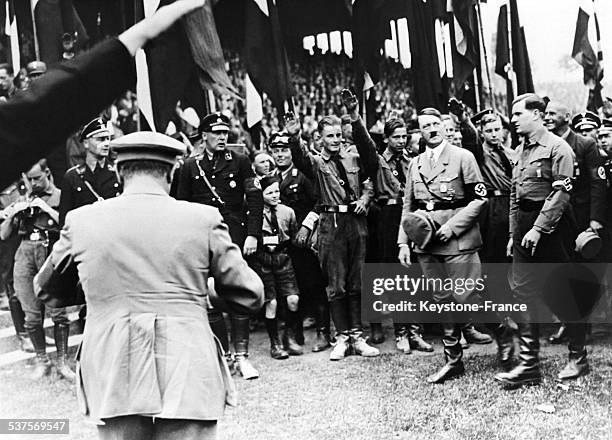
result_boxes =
[301,211,320,230]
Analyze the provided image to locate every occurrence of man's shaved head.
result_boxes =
[544,100,571,136]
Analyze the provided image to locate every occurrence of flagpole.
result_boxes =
[29,0,40,60]
[473,68,481,112]
[475,0,495,110]
[506,0,517,98]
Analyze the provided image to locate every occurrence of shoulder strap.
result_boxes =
[195,159,225,206]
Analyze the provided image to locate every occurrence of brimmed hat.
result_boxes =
[199,112,230,134]
[575,230,602,260]
[402,210,438,249]
[110,131,186,165]
[80,117,112,142]
[572,111,601,131]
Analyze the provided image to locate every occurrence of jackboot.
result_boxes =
[347,295,362,333]
[494,323,541,387]
[558,323,589,381]
[548,323,567,344]
[312,300,331,352]
[370,323,385,344]
[54,323,76,381]
[294,309,305,346]
[427,323,464,384]
[231,314,259,379]
[282,310,303,356]
[27,326,51,379]
[462,323,493,344]
[557,348,589,381]
[208,311,230,353]
[265,317,288,360]
[408,324,434,352]
[488,323,515,371]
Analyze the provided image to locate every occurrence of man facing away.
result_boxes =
[36,131,264,439]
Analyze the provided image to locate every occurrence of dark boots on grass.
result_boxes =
[27,323,75,381]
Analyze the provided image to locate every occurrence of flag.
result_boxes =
[351,0,389,93]
[495,0,533,111]
[2,0,20,74]
[572,0,604,111]
[405,0,447,110]
[449,0,480,95]
[136,0,239,132]
[30,0,88,63]
[244,0,293,127]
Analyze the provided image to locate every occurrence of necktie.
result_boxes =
[393,156,406,185]
[429,150,436,169]
[269,207,279,235]
[495,146,513,177]
[330,154,356,202]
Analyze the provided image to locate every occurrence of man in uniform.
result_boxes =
[287,94,381,362]
[36,131,263,440]
[0,160,73,380]
[398,108,487,383]
[350,114,434,353]
[572,111,601,142]
[268,131,331,351]
[495,93,577,387]
[544,101,607,347]
[175,112,263,379]
[59,117,122,225]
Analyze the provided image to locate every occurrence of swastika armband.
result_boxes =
[474,183,487,197]
[552,177,573,192]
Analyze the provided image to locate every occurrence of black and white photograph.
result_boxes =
[1,0,611,439]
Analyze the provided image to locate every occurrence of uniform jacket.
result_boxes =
[509,128,575,235]
[399,141,487,255]
[37,182,264,422]
[277,166,316,225]
[564,129,607,228]
[262,203,297,244]
[59,161,122,225]
[0,38,135,190]
[174,150,263,238]
[289,119,378,209]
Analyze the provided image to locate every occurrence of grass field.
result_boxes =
[2,326,611,440]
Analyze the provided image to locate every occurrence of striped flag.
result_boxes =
[572,0,604,111]
[135,0,239,132]
[3,0,20,74]
[244,0,293,127]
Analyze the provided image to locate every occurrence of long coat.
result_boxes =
[38,182,264,423]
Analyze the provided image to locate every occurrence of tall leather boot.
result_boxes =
[54,323,76,381]
[9,294,33,352]
[494,322,541,387]
[312,300,331,352]
[427,322,464,384]
[27,326,51,380]
[408,324,434,352]
[283,309,304,355]
[265,317,288,359]
[231,314,259,380]
[487,323,515,371]
[208,311,230,353]
[329,298,350,361]
[557,322,589,381]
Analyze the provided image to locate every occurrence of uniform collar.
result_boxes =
[526,126,549,146]
[382,148,403,162]
[426,140,448,163]
[321,148,346,162]
[280,164,293,180]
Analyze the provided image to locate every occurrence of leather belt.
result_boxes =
[321,204,355,213]
[518,199,545,212]
[487,189,509,197]
[416,200,468,212]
